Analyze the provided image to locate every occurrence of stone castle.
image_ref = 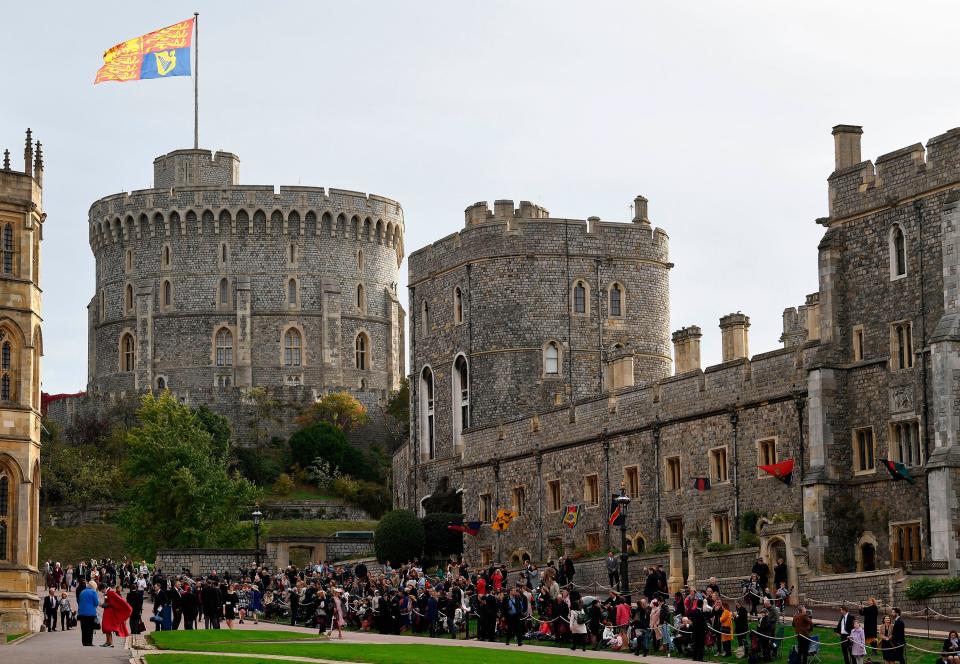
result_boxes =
[48,147,406,448]
[0,130,45,633]
[393,124,960,577]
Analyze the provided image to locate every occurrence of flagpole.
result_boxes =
[193,11,199,149]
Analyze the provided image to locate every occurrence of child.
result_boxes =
[851,619,867,664]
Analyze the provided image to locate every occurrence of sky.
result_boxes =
[3,0,959,393]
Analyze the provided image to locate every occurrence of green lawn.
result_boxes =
[259,519,378,539]
[150,630,325,648]
[6,632,26,643]
[146,656,306,664]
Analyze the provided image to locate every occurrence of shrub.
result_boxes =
[740,510,765,535]
[288,422,374,480]
[706,542,734,553]
[421,512,464,561]
[374,510,424,564]
[353,481,391,519]
[332,476,360,500]
[649,540,670,554]
[741,532,761,547]
[905,577,960,600]
[236,447,281,486]
[273,473,294,496]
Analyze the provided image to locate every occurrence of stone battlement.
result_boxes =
[461,339,813,466]
[827,125,960,221]
[410,197,668,284]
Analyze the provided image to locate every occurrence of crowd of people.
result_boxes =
[35,554,939,662]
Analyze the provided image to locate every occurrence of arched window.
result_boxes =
[125,284,134,313]
[219,278,230,306]
[544,341,560,375]
[215,328,233,367]
[121,333,135,372]
[125,249,133,272]
[162,245,171,267]
[609,282,623,317]
[454,287,463,325]
[453,355,469,449]
[284,328,302,367]
[0,471,10,561]
[162,280,172,307]
[357,249,364,271]
[287,278,297,306]
[891,224,907,278]
[420,367,435,460]
[421,301,430,337]
[220,243,228,265]
[573,280,587,314]
[355,333,368,370]
[157,377,166,390]
[357,284,365,312]
[289,243,296,264]
[2,224,13,275]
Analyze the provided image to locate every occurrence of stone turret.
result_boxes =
[832,124,863,171]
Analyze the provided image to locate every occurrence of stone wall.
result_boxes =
[502,552,670,594]
[693,547,760,597]
[45,503,118,528]
[262,500,370,521]
[155,549,264,577]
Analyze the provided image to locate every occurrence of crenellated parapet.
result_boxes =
[826,125,960,222]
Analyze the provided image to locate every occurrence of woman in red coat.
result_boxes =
[101,585,132,647]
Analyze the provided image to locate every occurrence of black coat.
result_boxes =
[834,613,855,636]
[860,604,879,638]
[892,617,906,646]
[181,590,199,619]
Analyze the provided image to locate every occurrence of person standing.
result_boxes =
[891,608,906,664]
[860,598,879,648]
[570,598,588,651]
[503,587,524,646]
[719,601,734,657]
[836,606,856,664]
[331,589,345,639]
[793,605,814,664]
[852,620,867,664]
[752,556,770,593]
[77,581,100,647]
[288,581,301,627]
[879,615,896,664]
[42,588,59,632]
[100,585,132,648]
[223,584,239,629]
[127,585,143,634]
[202,580,222,629]
[180,584,199,630]
[606,551,620,590]
[170,580,183,630]
[689,600,707,662]
[59,592,73,631]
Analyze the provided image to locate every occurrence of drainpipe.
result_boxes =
[596,258,604,393]
[565,221,573,401]
[653,424,662,541]
[409,284,418,511]
[730,411,740,545]
[914,200,933,559]
[536,451,544,562]
[603,431,610,550]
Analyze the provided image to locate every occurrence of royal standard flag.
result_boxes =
[95,18,194,84]
[562,504,581,529]
[491,509,517,532]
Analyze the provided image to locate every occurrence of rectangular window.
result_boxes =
[584,474,599,506]
[667,517,684,538]
[853,427,876,474]
[547,479,561,512]
[890,420,922,467]
[757,438,777,475]
[853,325,865,361]
[712,513,731,545]
[625,466,640,498]
[891,522,922,563]
[512,486,525,516]
[891,321,914,370]
[665,456,681,492]
[479,494,492,523]
[709,447,729,483]
[586,532,601,552]
[480,548,493,566]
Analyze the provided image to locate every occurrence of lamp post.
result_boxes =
[252,506,263,568]
[616,484,632,603]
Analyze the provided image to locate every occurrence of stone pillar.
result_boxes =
[668,532,684,593]
[321,277,342,387]
[719,313,750,362]
[927,195,960,572]
[235,276,252,387]
[386,288,402,391]
[832,125,863,171]
[87,297,97,386]
[672,326,702,374]
[803,367,837,572]
[134,279,154,391]
[685,542,697,590]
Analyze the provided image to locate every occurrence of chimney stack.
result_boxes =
[633,195,650,224]
[672,326,702,374]
[719,313,750,362]
[832,125,863,171]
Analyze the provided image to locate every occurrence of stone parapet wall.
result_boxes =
[262,500,370,521]
[155,549,264,577]
[800,569,903,609]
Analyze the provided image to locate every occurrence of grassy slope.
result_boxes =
[151,630,323,647]
[37,519,378,565]
[145,657,305,664]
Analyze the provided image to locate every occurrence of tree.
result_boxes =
[421,512,464,561]
[382,379,409,452]
[296,391,369,432]
[41,418,120,522]
[194,405,232,460]
[247,386,283,455]
[375,510,424,564]
[118,392,259,558]
[288,422,375,480]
